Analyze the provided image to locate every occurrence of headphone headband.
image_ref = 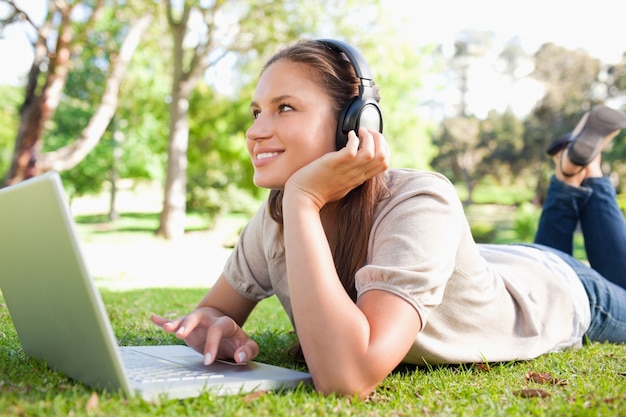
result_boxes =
[316,38,374,83]
[315,38,383,149]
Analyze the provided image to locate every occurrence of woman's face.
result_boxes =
[246,60,336,190]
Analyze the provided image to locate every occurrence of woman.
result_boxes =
[152,39,626,397]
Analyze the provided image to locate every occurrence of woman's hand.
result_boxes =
[285,127,389,209]
[151,275,259,365]
[151,308,259,365]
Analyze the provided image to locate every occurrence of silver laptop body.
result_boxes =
[0,172,311,401]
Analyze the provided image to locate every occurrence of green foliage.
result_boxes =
[433,110,534,204]
[480,110,527,180]
[0,84,21,176]
[513,202,541,243]
[186,82,264,220]
[366,38,436,169]
[617,194,626,216]
[43,102,114,199]
[532,43,601,115]
[431,116,482,188]
[470,222,497,243]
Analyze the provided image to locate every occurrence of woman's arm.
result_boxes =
[194,274,258,326]
[282,129,422,396]
[283,191,421,396]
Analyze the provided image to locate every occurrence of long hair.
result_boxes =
[263,40,389,301]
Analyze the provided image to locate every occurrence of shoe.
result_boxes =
[545,133,573,156]
[567,104,626,166]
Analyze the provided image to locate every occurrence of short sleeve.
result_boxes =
[222,202,276,302]
[355,171,468,327]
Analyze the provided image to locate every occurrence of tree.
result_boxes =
[158,0,223,240]
[0,1,151,187]
[526,42,602,202]
[431,116,482,205]
[479,109,526,183]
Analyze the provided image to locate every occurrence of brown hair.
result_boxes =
[263,40,388,301]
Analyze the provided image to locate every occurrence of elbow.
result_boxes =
[312,373,380,399]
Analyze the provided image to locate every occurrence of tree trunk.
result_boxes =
[2,5,72,186]
[157,1,218,239]
[1,9,152,187]
[462,168,474,206]
[158,85,191,240]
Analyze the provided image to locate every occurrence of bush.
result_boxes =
[513,202,540,242]
[471,223,497,243]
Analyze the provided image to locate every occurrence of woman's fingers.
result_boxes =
[150,314,169,327]
[233,341,260,364]
[172,310,204,337]
[202,316,259,365]
[345,128,389,178]
[284,128,390,207]
[202,316,227,365]
[150,314,184,333]
[151,311,202,337]
[345,130,360,155]
[355,127,374,157]
[151,310,258,365]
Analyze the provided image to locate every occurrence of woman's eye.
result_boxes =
[279,103,293,112]
[252,110,260,119]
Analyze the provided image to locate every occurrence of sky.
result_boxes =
[386,0,626,63]
[2,0,625,117]
[382,0,626,117]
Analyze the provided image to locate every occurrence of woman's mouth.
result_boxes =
[253,150,283,167]
[257,152,281,160]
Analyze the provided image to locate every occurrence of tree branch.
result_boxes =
[39,13,153,172]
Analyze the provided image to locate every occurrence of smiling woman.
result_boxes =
[151,38,626,398]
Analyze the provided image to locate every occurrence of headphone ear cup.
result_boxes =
[335,97,383,149]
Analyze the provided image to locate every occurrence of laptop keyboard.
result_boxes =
[122,349,224,383]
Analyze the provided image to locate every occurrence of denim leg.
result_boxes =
[578,176,626,289]
[534,175,592,255]
[525,243,626,343]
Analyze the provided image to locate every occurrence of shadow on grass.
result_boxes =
[74,212,209,235]
[75,212,157,224]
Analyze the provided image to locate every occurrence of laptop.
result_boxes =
[0,172,311,401]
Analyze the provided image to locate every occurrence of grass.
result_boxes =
[1,194,624,415]
[2,289,626,416]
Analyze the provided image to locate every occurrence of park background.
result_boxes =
[1,1,626,415]
[3,0,626,235]
[3,0,626,284]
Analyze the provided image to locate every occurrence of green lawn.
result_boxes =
[2,288,626,416]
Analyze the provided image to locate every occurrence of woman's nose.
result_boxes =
[246,114,271,141]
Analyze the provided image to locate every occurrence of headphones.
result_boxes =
[316,39,383,149]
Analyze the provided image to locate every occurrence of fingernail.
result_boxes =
[176,326,185,336]
[237,352,247,363]
[204,353,212,365]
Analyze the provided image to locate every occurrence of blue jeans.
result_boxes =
[532,175,626,343]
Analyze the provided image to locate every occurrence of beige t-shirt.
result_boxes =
[223,169,591,366]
